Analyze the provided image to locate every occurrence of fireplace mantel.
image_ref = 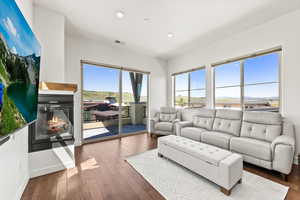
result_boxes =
[39,82,78,93]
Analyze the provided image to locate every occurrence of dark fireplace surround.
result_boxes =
[29,93,74,152]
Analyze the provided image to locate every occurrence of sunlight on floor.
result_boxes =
[80,158,100,171]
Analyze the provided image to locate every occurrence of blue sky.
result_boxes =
[83,54,278,99]
[83,64,148,96]
[176,53,279,98]
[0,0,40,56]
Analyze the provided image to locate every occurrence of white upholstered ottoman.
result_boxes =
[158,135,243,195]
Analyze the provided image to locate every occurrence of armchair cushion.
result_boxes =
[155,122,174,132]
[159,113,177,122]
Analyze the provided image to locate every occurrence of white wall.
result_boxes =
[65,36,168,145]
[34,6,65,82]
[0,1,33,200]
[167,9,300,163]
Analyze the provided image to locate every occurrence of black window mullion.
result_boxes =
[241,60,245,111]
[188,72,191,107]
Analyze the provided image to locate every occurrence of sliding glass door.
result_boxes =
[82,64,120,141]
[121,70,148,135]
[82,62,149,143]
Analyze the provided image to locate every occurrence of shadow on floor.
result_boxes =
[84,124,146,140]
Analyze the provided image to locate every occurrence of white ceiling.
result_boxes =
[33,0,300,59]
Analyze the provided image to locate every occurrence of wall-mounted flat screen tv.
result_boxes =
[0,0,41,136]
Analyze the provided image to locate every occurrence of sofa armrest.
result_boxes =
[282,118,295,138]
[271,135,295,153]
[175,121,193,136]
[271,135,295,174]
[150,112,160,122]
[172,118,181,123]
[151,117,159,123]
[149,113,160,133]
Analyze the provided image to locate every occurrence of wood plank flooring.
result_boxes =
[22,133,300,200]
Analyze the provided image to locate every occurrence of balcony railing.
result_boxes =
[83,104,146,123]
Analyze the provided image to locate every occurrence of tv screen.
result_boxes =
[0,0,41,136]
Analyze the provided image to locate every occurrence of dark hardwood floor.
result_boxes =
[22,133,300,200]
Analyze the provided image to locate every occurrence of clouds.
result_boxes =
[11,46,17,54]
[0,1,40,57]
[3,17,18,37]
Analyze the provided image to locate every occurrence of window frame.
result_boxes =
[173,67,206,108]
[213,60,243,110]
[213,50,281,112]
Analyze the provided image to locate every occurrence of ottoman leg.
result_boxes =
[238,179,242,184]
[281,173,288,182]
[220,187,231,196]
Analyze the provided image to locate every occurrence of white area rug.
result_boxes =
[126,149,288,200]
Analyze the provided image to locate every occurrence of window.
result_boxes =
[174,68,206,108]
[190,69,206,107]
[214,51,280,112]
[175,73,189,107]
[243,53,280,111]
[214,61,241,110]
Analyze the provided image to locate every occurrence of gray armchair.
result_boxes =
[150,107,180,136]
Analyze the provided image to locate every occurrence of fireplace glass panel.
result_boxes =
[36,103,73,141]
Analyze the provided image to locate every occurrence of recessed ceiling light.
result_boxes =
[167,33,174,38]
[115,11,125,19]
[114,40,125,45]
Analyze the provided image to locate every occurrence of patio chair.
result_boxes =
[150,107,181,136]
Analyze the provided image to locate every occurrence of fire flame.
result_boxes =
[49,116,59,123]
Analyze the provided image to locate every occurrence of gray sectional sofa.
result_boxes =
[175,108,296,178]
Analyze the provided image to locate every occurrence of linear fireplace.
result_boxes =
[29,94,74,152]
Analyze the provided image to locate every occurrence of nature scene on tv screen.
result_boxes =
[0,0,41,136]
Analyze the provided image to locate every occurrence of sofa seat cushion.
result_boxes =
[230,137,272,161]
[201,131,233,149]
[159,135,232,166]
[181,127,206,141]
[155,122,173,132]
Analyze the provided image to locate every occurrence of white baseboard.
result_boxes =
[30,161,75,178]
[15,173,29,200]
[74,140,82,146]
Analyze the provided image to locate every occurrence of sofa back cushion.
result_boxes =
[192,109,216,130]
[241,111,282,142]
[212,110,242,136]
[181,108,202,122]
